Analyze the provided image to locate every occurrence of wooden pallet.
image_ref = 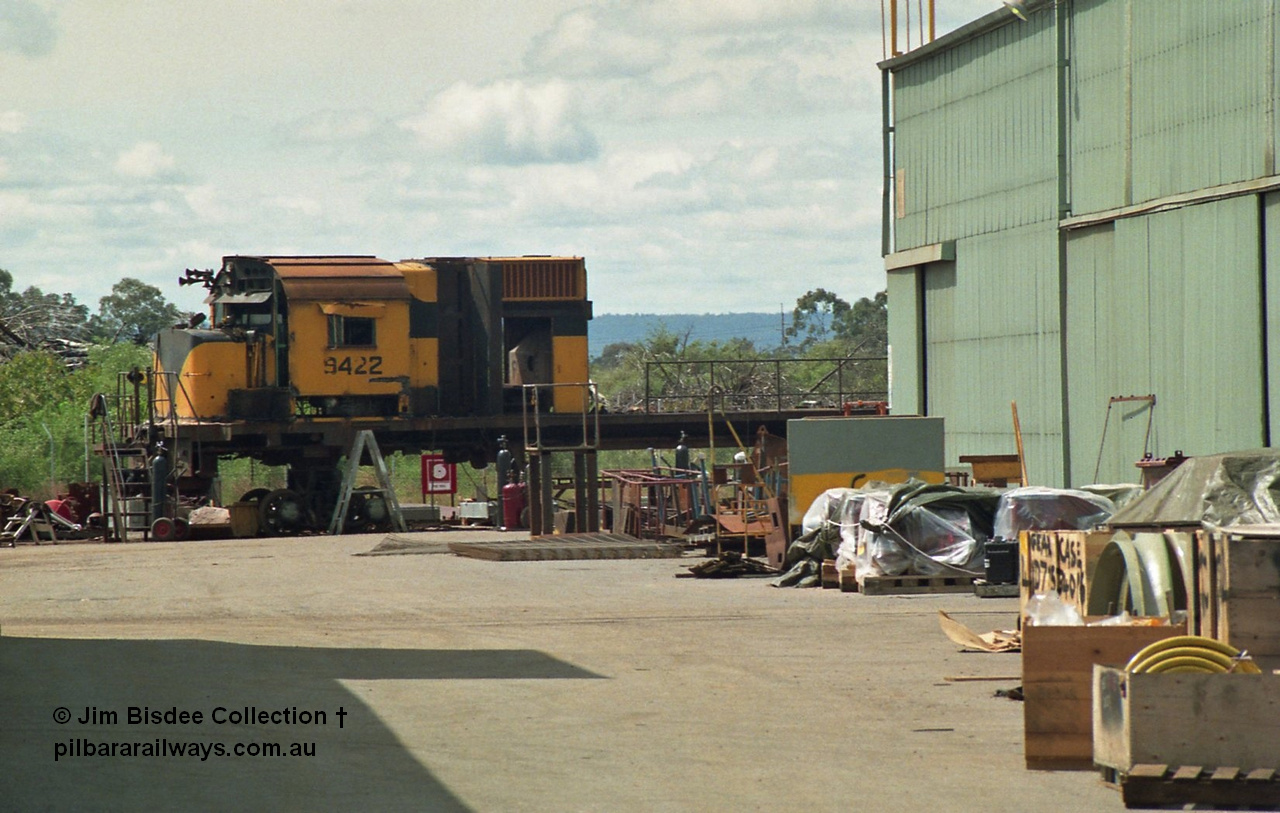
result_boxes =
[448,533,684,562]
[839,568,859,593]
[820,560,840,589]
[859,574,976,596]
[1117,764,1280,809]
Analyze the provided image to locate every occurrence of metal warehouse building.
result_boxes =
[881,0,1280,486]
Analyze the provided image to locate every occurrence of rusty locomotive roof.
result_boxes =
[225,255,412,302]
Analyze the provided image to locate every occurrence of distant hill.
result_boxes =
[589,313,784,359]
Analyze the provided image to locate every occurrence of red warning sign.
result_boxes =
[421,454,457,495]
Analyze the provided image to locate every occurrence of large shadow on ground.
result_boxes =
[0,637,603,811]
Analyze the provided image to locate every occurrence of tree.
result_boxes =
[0,342,150,497]
[843,290,888,354]
[786,288,887,355]
[91,278,185,345]
[0,269,91,347]
[786,288,852,350]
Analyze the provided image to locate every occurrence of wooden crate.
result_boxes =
[1022,622,1186,771]
[1019,530,1112,619]
[1093,665,1280,774]
[1198,526,1280,671]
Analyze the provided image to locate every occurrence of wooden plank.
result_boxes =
[1213,532,1280,670]
[1020,530,1112,620]
[859,574,975,596]
[1024,733,1095,771]
[1217,596,1280,661]
[1171,766,1204,781]
[1129,764,1169,779]
[838,568,859,593]
[1210,767,1241,782]
[1197,529,1220,639]
[820,560,839,589]
[1219,533,1280,593]
[1094,666,1280,773]
[448,537,685,562]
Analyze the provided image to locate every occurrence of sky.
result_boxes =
[0,0,999,316]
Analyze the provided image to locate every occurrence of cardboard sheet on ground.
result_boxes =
[937,611,1021,653]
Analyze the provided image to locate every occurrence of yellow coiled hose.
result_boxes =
[1125,635,1262,674]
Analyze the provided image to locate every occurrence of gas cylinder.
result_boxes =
[675,431,690,472]
[502,481,526,529]
[150,444,171,523]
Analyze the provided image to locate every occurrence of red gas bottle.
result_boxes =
[501,482,526,529]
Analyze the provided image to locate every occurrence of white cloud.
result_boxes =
[114,142,176,179]
[401,79,598,165]
[0,110,27,133]
[282,109,379,144]
[526,7,667,77]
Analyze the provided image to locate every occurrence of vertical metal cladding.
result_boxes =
[887,0,1280,485]
[1071,0,1273,211]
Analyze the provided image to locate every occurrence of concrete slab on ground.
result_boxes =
[0,531,1122,812]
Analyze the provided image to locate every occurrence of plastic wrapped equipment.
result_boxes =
[992,486,1115,540]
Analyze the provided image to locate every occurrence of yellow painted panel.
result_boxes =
[552,335,589,412]
[397,262,437,302]
[289,302,409,395]
[410,337,439,388]
[165,342,249,419]
[788,468,946,524]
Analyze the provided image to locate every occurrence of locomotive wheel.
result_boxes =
[258,489,305,535]
[343,489,371,532]
[344,488,390,533]
[239,488,271,505]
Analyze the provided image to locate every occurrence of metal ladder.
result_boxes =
[95,406,150,542]
[327,430,407,535]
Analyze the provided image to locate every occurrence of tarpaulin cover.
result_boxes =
[992,487,1115,540]
[773,486,885,587]
[1107,449,1280,528]
[856,482,1001,580]
[777,482,1003,585]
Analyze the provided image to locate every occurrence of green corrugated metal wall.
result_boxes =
[922,225,1063,481]
[1071,0,1275,210]
[886,0,1280,486]
[894,13,1058,246]
[1065,197,1265,483]
[891,6,1065,480]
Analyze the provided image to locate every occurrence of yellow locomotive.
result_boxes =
[112,254,593,535]
[161,254,591,422]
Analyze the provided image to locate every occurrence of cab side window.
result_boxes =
[328,315,376,348]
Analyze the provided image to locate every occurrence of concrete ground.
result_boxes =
[0,530,1124,812]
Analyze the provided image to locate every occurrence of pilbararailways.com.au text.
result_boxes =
[56,738,317,762]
